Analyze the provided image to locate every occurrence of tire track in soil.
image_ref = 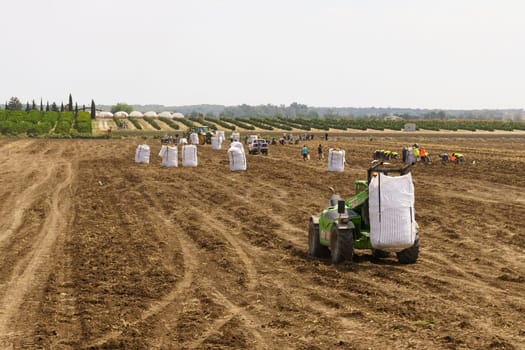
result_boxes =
[0,162,56,246]
[137,167,273,348]
[86,190,271,349]
[85,213,198,349]
[143,187,269,348]
[0,160,73,345]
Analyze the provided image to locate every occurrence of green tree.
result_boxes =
[40,98,43,111]
[31,100,36,110]
[110,102,132,114]
[46,101,50,112]
[51,102,58,112]
[25,102,30,112]
[7,96,23,110]
[68,93,73,112]
[60,102,64,112]
[90,100,96,119]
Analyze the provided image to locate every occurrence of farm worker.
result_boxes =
[420,147,426,157]
[301,145,309,161]
[413,147,420,161]
[318,144,323,160]
[450,154,456,163]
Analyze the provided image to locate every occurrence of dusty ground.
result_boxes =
[0,132,523,349]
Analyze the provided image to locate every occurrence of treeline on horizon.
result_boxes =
[103,102,524,121]
[3,95,524,121]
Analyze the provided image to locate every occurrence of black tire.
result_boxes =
[396,236,420,264]
[372,248,389,259]
[308,220,329,258]
[330,225,353,264]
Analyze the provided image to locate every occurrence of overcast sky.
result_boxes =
[1,0,523,109]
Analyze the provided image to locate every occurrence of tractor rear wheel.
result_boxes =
[308,220,329,258]
[396,236,420,264]
[330,225,353,264]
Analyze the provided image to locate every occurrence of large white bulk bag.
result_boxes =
[135,144,150,164]
[158,145,178,167]
[182,145,198,167]
[216,130,225,143]
[228,146,247,171]
[328,149,345,172]
[231,132,240,142]
[190,133,199,145]
[211,136,222,150]
[230,141,245,154]
[369,172,416,252]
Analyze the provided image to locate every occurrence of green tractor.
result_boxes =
[308,162,420,264]
[188,125,214,144]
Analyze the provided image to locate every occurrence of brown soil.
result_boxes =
[0,133,524,349]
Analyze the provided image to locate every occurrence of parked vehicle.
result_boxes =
[248,139,269,155]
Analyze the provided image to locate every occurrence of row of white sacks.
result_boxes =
[135,143,346,172]
[135,141,247,171]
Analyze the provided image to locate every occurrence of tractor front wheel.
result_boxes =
[396,236,420,264]
[308,220,329,258]
[330,225,353,264]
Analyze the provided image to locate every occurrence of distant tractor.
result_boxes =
[308,162,420,264]
[188,126,213,144]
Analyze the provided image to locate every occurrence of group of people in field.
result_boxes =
[301,141,466,165]
[300,143,329,161]
[370,144,465,165]
[402,144,465,164]
[438,152,466,164]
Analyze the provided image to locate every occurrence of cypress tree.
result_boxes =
[82,104,86,112]
[60,102,64,112]
[31,100,36,110]
[68,93,73,112]
[46,101,50,112]
[75,102,78,113]
[40,98,43,111]
[90,100,96,119]
[25,102,30,112]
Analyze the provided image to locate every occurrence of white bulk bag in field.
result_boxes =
[230,141,245,154]
[158,145,178,167]
[135,144,150,164]
[182,145,198,167]
[211,136,222,150]
[215,130,225,143]
[190,133,199,145]
[328,149,345,172]
[369,172,416,252]
[231,132,240,142]
[228,146,247,171]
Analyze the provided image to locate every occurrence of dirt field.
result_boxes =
[0,132,524,349]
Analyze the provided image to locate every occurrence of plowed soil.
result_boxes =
[0,133,524,349]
